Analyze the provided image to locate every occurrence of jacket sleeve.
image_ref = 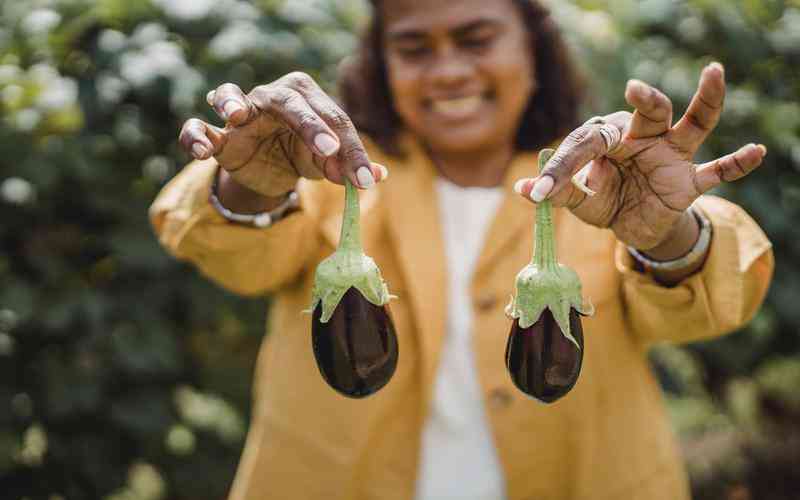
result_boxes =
[149,158,325,297]
[615,194,774,347]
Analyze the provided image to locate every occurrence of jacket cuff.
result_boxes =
[614,195,772,345]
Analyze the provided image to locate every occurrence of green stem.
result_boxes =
[532,148,558,271]
[533,199,558,271]
[338,178,362,253]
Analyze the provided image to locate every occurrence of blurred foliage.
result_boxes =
[0,0,797,499]
[0,0,362,498]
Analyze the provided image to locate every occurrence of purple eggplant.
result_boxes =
[308,178,398,397]
[505,149,594,403]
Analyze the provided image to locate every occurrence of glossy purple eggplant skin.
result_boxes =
[505,307,584,403]
[312,287,398,398]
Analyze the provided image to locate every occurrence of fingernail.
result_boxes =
[357,166,375,189]
[531,176,554,202]
[513,178,530,195]
[192,143,209,159]
[375,163,389,182]
[206,90,216,106]
[222,100,243,120]
[314,133,339,157]
[629,79,648,96]
[709,62,724,75]
[757,144,767,156]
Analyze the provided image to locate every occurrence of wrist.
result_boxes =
[641,209,700,261]
[627,205,713,286]
[217,168,293,213]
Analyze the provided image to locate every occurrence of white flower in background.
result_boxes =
[0,332,14,356]
[725,87,759,124]
[21,9,61,35]
[0,64,21,84]
[142,155,174,182]
[28,63,60,84]
[213,0,260,21]
[130,23,168,48]
[209,21,268,60]
[277,0,333,25]
[120,41,187,87]
[36,76,78,111]
[578,11,620,53]
[98,29,128,53]
[14,109,42,132]
[16,424,47,466]
[661,62,694,101]
[768,8,800,54]
[154,0,215,21]
[174,385,246,444]
[631,60,663,86]
[677,16,707,44]
[2,84,24,107]
[1,177,36,205]
[170,66,205,112]
[0,308,18,331]
[128,463,166,500]
[97,72,130,106]
[165,424,196,456]
[309,29,357,60]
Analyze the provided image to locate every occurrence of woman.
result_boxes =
[150,0,774,498]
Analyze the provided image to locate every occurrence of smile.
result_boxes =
[429,95,486,119]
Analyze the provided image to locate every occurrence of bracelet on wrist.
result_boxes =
[627,205,712,273]
[209,171,299,228]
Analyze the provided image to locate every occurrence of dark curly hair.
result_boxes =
[339,0,586,156]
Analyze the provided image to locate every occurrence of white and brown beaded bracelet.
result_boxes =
[209,175,299,229]
[627,205,712,272]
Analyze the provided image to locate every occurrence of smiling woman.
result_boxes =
[341,0,584,174]
[151,0,774,498]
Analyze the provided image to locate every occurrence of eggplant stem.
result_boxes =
[533,150,558,271]
[339,178,362,253]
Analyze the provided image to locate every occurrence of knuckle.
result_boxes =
[286,71,314,88]
[327,109,353,130]
[270,88,299,109]
[566,125,594,145]
[341,143,367,162]
[296,111,322,134]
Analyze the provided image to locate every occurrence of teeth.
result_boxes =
[431,96,483,116]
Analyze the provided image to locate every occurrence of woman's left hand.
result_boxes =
[514,62,767,251]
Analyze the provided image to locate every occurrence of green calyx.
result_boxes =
[307,178,394,323]
[505,149,594,349]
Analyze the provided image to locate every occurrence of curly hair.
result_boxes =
[339,0,586,156]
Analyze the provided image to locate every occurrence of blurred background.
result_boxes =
[0,0,798,498]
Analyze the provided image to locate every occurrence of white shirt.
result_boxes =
[414,177,507,500]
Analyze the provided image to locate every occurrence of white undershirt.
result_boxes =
[414,177,507,500]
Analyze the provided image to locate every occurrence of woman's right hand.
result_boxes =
[178,72,387,198]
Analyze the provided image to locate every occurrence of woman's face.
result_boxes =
[382,0,535,155]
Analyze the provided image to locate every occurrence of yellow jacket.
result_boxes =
[150,137,774,500]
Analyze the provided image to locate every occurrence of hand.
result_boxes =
[178,72,387,198]
[514,62,767,250]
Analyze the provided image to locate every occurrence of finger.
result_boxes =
[669,62,726,155]
[282,72,376,189]
[248,84,343,160]
[693,143,767,194]
[179,118,218,160]
[532,123,616,202]
[209,83,256,126]
[321,161,387,186]
[624,79,672,139]
[515,157,606,207]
